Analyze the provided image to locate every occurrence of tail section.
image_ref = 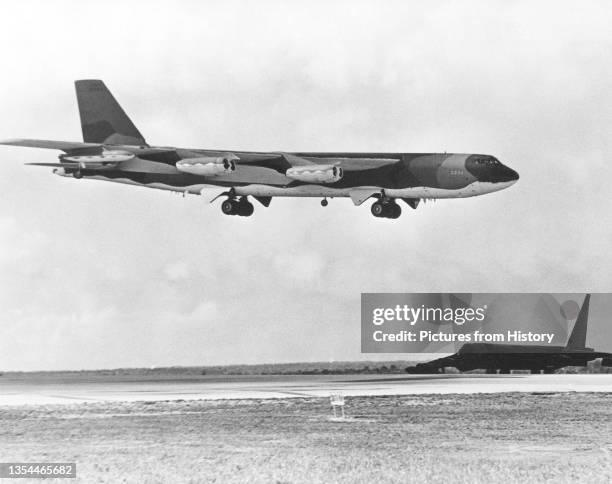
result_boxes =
[75,80,147,146]
[566,294,590,350]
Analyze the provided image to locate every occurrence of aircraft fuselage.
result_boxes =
[57,150,519,201]
[406,344,612,374]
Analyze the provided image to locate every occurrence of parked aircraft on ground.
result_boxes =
[406,295,612,374]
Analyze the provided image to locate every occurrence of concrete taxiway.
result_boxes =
[1,373,611,406]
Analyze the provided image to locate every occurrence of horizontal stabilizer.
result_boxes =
[25,162,80,168]
[0,139,101,152]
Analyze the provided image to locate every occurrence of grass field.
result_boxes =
[1,392,611,483]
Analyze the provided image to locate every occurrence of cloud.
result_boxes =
[164,260,191,281]
[189,301,219,323]
[273,251,326,284]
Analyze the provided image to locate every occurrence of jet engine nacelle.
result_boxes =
[286,164,343,184]
[62,150,135,166]
[176,157,237,176]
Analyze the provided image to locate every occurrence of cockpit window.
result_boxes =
[474,157,499,166]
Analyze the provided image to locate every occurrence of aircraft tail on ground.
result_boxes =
[566,294,590,350]
[75,80,147,146]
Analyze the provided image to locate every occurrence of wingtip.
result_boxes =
[0,138,24,145]
[75,79,104,85]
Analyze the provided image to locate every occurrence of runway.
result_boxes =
[1,373,610,406]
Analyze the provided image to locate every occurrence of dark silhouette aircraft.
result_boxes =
[406,295,612,374]
[1,80,518,218]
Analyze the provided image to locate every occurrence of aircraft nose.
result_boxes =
[498,165,519,183]
[479,163,519,183]
[465,156,518,184]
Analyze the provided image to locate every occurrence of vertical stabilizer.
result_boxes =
[566,294,590,349]
[75,80,147,146]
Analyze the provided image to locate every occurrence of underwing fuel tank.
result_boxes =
[286,164,343,184]
[176,157,237,176]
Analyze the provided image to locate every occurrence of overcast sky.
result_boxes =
[0,0,611,370]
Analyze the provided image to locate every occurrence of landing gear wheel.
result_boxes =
[372,201,401,218]
[387,203,401,219]
[73,171,83,179]
[221,199,239,215]
[371,201,385,217]
[238,199,254,217]
[321,199,328,207]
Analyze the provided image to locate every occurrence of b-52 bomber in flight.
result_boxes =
[1,80,519,218]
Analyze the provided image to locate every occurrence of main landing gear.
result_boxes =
[221,196,254,217]
[371,199,401,219]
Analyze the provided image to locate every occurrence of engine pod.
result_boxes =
[176,157,236,176]
[62,150,135,165]
[286,164,343,184]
